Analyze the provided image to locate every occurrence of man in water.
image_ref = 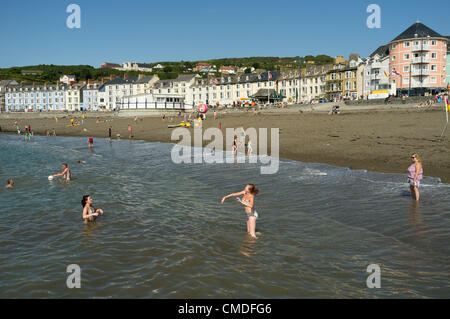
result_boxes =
[53,163,71,181]
[5,179,14,188]
[88,137,94,151]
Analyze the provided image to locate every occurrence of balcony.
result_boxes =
[411,56,430,64]
[411,69,430,76]
[371,62,384,69]
[411,44,430,51]
[410,80,430,88]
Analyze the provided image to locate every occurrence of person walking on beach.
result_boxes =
[52,128,56,136]
[408,153,423,201]
[221,184,259,238]
[52,163,71,181]
[81,195,104,223]
[5,178,14,189]
[81,113,86,125]
[128,124,132,139]
[108,126,112,141]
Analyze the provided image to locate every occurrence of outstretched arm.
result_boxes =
[221,190,245,204]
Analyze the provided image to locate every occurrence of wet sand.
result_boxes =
[1,106,449,183]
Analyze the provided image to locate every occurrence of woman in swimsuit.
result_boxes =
[232,135,238,156]
[81,195,104,223]
[407,153,423,201]
[221,184,259,238]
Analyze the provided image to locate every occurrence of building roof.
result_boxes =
[135,63,152,68]
[391,22,444,42]
[369,44,390,58]
[0,80,18,87]
[98,76,138,91]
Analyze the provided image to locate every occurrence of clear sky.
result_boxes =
[0,0,448,68]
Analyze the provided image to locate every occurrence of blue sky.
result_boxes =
[0,0,448,68]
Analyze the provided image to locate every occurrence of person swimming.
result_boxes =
[221,184,259,238]
[81,195,104,223]
[52,163,71,181]
[5,178,14,189]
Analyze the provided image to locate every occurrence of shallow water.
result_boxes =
[0,134,449,298]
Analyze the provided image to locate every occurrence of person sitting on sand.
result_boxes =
[408,153,423,201]
[221,184,260,238]
[53,163,71,181]
[81,195,104,223]
[5,178,14,189]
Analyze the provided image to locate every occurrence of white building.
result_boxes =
[82,81,103,111]
[60,75,76,85]
[65,83,85,111]
[4,83,67,111]
[363,45,395,99]
[119,62,153,72]
[300,64,332,102]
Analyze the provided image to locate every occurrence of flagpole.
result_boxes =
[268,71,270,105]
[440,95,449,139]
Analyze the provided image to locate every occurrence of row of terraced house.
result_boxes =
[1,22,449,112]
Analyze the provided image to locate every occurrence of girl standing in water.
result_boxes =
[407,153,423,201]
[221,184,259,238]
[81,195,104,223]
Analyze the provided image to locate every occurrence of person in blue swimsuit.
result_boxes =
[221,184,259,238]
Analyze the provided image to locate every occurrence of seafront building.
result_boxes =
[0,80,18,111]
[82,80,103,111]
[4,83,67,111]
[300,64,332,103]
[362,45,392,99]
[446,36,450,86]
[65,83,85,111]
[2,21,448,113]
[388,22,448,95]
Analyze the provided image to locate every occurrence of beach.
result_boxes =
[1,103,449,183]
[1,133,449,298]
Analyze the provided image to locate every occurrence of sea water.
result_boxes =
[0,134,449,298]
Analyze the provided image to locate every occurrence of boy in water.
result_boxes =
[53,163,71,181]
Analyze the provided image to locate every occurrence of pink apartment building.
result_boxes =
[389,22,448,95]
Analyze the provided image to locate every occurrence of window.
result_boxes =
[404,78,409,84]
[404,54,410,60]
[403,66,410,72]
[404,41,410,47]
[431,65,437,71]
[430,77,437,83]
[431,40,437,46]
[392,56,396,61]
[431,52,437,59]
[392,44,397,49]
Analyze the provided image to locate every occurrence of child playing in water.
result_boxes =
[221,184,259,238]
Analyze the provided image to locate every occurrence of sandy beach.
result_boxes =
[1,103,449,183]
